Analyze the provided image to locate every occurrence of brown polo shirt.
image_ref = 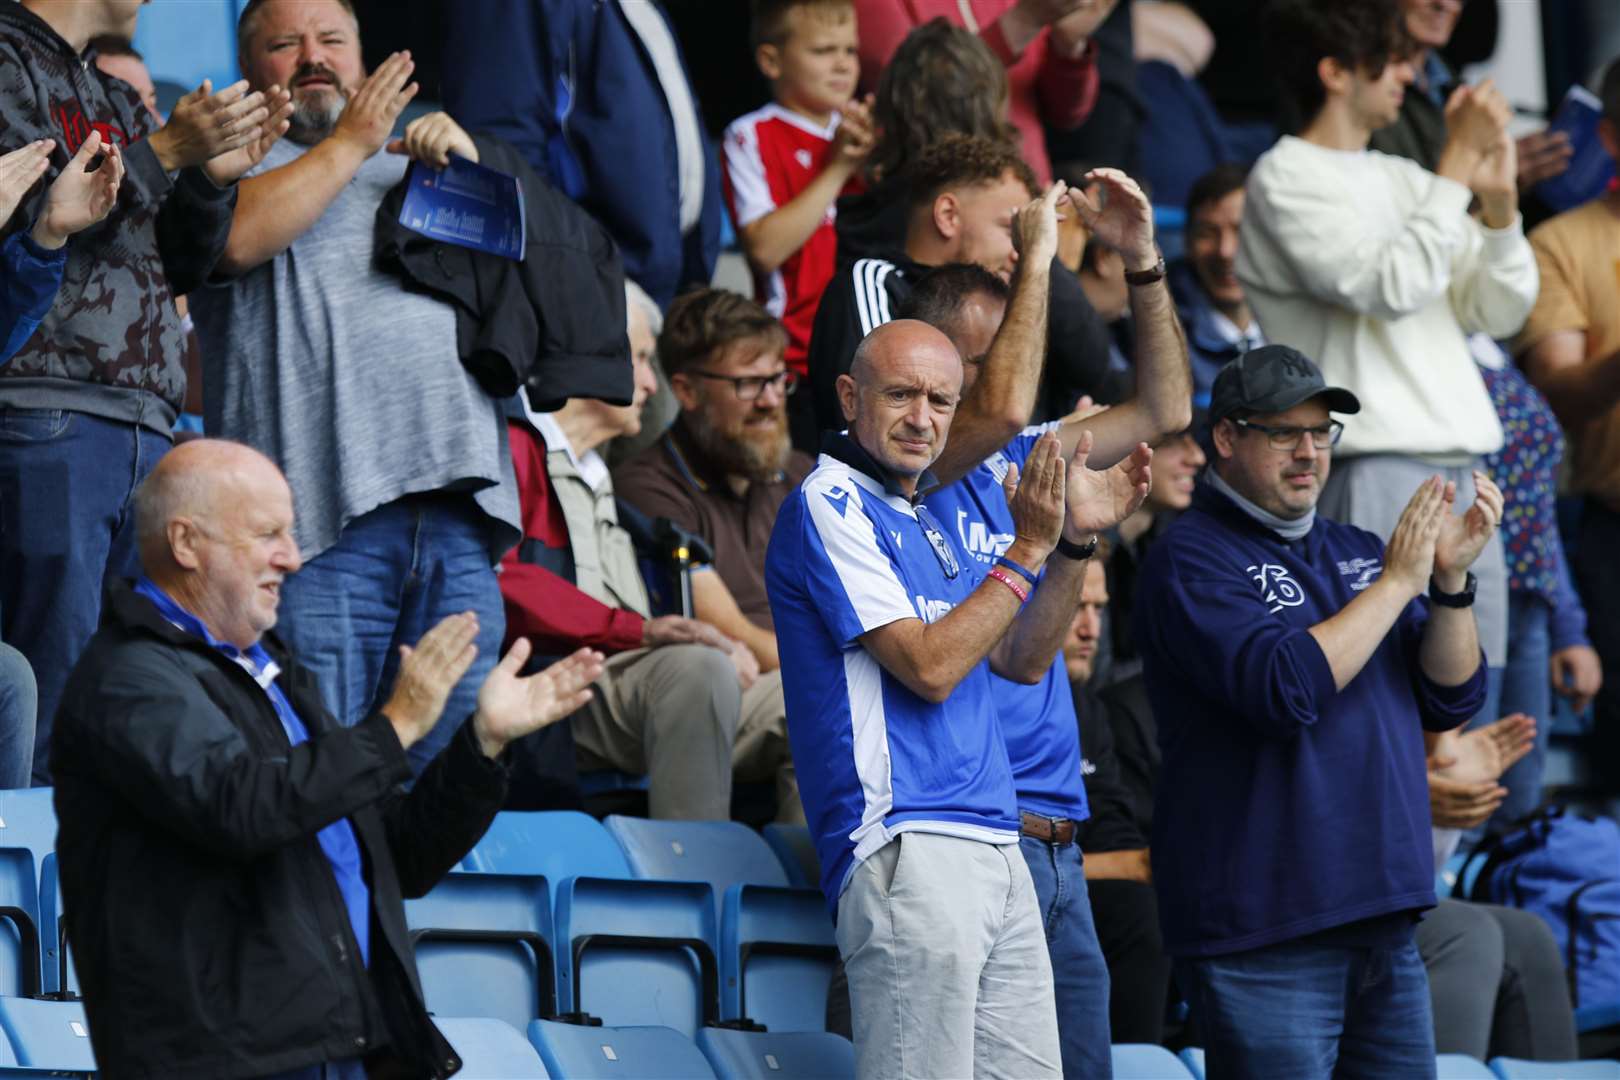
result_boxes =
[612,421,812,630]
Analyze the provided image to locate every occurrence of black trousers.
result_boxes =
[1575,499,1620,778]
[1087,877,1172,1044]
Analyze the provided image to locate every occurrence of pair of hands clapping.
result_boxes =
[1382,472,1504,599]
[0,134,123,250]
[1002,430,1154,560]
[1012,169,1157,277]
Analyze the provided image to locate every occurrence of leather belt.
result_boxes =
[1019,811,1076,845]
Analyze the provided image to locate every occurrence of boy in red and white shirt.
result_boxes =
[723,0,872,398]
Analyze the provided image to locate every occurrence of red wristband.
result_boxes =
[987,567,1030,603]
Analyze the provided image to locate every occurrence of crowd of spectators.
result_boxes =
[4,0,1620,1074]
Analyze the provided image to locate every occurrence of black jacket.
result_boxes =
[375,134,632,411]
[51,582,509,1079]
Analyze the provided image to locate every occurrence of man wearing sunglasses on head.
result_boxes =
[1136,344,1500,1079]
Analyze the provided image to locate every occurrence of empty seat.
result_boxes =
[1489,1060,1620,1078]
[761,824,819,889]
[528,1020,715,1079]
[1436,1053,1496,1079]
[462,811,632,881]
[0,998,94,1073]
[553,877,718,1036]
[1112,1043,1194,1079]
[604,818,837,1031]
[1179,1046,1205,1079]
[695,1028,853,1080]
[404,871,554,1031]
[434,1017,550,1079]
[0,791,56,998]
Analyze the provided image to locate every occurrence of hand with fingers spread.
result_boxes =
[470,641,604,758]
[1382,476,1448,598]
[1002,432,1068,558]
[1434,471,1503,584]
[380,611,480,750]
[1064,434,1152,539]
[0,140,54,228]
[386,111,479,168]
[204,85,293,186]
[332,51,419,159]
[150,79,273,172]
[32,133,124,250]
[1430,713,1536,785]
[1067,168,1156,271]
[1012,180,1068,271]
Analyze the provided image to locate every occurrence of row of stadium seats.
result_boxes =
[1166,1046,1620,1080]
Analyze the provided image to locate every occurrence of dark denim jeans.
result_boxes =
[0,410,169,784]
[0,644,35,790]
[1178,937,1437,1080]
[1019,835,1112,1079]
[1493,591,1552,829]
[274,495,505,776]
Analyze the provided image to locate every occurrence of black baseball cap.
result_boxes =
[1209,344,1361,424]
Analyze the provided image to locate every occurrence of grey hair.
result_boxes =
[625,277,663,337]
[133,464,212,570]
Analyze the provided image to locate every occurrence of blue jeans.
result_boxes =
[0,644,36,790]
[274,495,504,776]
[1491,591,1552,829]
[1178,938,1436,1080]
[1019,835,1112,1079]
[0,410,168,784]
[257,1058,366,1080]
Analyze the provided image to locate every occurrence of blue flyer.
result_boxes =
[398,153,526,261]
[1537,85,1616,213]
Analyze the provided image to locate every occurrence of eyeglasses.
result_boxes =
[686,368,799,401]
[1233,418,1344,451]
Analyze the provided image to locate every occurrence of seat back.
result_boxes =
[1488,1060,1620,1078]
[405,871,554,1030]
[36,856,69,999]
[0,791,56,998]
[720,885,836,1031]
[605,818,788,901]
[434,1017,550,1078]
[0,998,93,1073]
[1435,1053,1495,1079]
[553,877,718,1036]
[695,1028,853,1080]
[1179,1046,1205,1079]
[462,811,632,881]
[527,1020,716,1079]
[760,825,819,889]
[1111,1043,1194,1079]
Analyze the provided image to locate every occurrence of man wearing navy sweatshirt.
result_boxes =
[1137,344,1497,1080]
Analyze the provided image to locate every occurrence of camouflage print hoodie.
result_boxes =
[0,4,236,434]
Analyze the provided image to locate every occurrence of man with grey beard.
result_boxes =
[189,0,522,777]
[614,288,812,677]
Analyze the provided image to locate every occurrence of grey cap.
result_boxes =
[1209,344,1361,424]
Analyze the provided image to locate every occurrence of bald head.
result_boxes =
[134,440,301,649]
[839,320,965,494]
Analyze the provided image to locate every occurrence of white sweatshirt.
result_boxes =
[1236,136,1538,459]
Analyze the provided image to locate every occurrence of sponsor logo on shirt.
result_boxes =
[955,508,1015,563]
[1247,562,1305,614]
[1080,756,1097,777]
[914,596,955,623]
[1336,557,1382,591]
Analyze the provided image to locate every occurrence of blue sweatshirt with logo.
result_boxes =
[1135,483,1486,958]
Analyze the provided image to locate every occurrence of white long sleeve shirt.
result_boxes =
[1237,136,1538,459]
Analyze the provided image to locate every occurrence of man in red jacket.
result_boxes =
[500,282,801,822]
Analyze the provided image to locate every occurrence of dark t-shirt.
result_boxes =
[612,420,812,630]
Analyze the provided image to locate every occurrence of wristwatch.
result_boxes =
[1428,571,1477,608]
[1055,533,1099,561]
[1124,254,1166,286]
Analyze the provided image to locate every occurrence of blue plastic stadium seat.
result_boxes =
[1489,1060,1620,1078]
[695,1028,853,1080]
[36,856,69,1000]
[404,871,554,1031]
[434,1017,550,1078]
[0,790,57,998]
[553,877,718,1036]
[461,811,632,881]
[604,818,789,894]
[760,824,819,889]
[528,1020,716,1079]
[0,998,94,1072]
[1112,1043,1193,1078]
[1436,1053,1496,1079]
[1180,1046,1205,1079]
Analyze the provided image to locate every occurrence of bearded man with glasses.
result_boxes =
[1136,344,1502,1079]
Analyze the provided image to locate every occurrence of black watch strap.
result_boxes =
[1055,533,1098,561]
[1428,571,1477,608]
[1124,255,1166,286]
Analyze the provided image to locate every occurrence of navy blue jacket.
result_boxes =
[440,0,721,309]
[1,231,64,364]
[1136,483,1485,958]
